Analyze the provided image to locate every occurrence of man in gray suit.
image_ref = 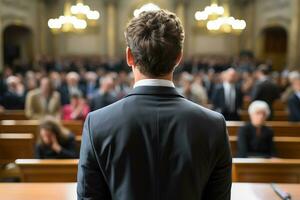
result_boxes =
[77,9,232,200]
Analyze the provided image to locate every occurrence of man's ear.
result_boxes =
[126,47,135,68]
[174,51,183,68]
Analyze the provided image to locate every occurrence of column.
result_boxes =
[0,17,3,72]
[288,0,300,69]
[174,0,189,57]
[105,1,117,59]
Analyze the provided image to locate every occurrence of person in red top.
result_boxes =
[62,91,89,121]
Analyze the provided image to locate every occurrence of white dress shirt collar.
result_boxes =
[134,79,175,88]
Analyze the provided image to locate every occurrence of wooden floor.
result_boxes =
[0,183,299,200]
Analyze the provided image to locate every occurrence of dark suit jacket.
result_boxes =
[211,84,243,120]
[59,84,86,105]
[251,79,280,108]
[77,86,232,200]
[0,91,25,110]
[237,123,275,158]
[89,91,117,111]
[288,94,300,122]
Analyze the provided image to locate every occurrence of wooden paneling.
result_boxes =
[227,121,300,137]
[230,136,300,158]
[233,158,300,183]
[0,110,27,120]
[0,120,83,136]
[0,183,299,200]
[0,133,34,164]
[15,159,78,182]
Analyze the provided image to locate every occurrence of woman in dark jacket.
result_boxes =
[237,100,276,158]
[35,116,78,159]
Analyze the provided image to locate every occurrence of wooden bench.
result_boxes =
[0,133,34,165]
[0,183,300,200]
[233,158,300,183]
[15,158,300,183]
[227,121,300,137]
[0,110,27,120]
[15,159,78,182]
[230,136,300,158]
[240,110,289,121]
[243,99,286,110]
[0,120,83,136]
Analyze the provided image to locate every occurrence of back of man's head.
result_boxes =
[125,9,185,77]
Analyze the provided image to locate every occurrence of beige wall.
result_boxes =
[1,0,300,71]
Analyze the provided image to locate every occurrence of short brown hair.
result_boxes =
[125,9,184,77]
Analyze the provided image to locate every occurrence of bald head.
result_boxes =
[223,68,237,84]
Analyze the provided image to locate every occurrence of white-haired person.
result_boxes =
[59,72,86,105]
[237,100,276,158]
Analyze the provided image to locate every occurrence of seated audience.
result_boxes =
[251,65,280,117]
[62,91,89,121]
[237,100,276,158]
[25,77,61,119]
[288,75,300,121]
[0,76,25,110]
[212,68,243,120]
[84,71,98,100]
[35,117,78,159]
[89,75,117,111]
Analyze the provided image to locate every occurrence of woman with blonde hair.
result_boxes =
[35,116,77,159]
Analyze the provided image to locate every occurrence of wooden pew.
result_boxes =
[0,120,83,136]
[227,121,300,137]
[15,158,300,183]
[0,133,34,165]
[233,158,300,183]
[243,99,286,110]
[15,159,78,182]
[240,110,289,121]
[230,136,300,158]
[0,110,27,120]
[0,183,300,200]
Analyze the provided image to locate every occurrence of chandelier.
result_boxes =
[48,0,100,33]
[194,0,246,34]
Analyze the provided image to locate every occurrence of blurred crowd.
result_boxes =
[0,54,300,123]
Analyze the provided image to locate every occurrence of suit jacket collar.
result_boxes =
[125,86,184,98]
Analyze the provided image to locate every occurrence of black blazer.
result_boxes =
[251,79,280,107]
[237,123,275,158]
[211,84,243,120]
[288,93,300,122]
[77,86,232,200]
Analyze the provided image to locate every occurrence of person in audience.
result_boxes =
[179,72,208,106]
[212,68,243,120]
[84,71,98,100]
[59,72,86,105]
[35,116,77,159]
[237,100,275,158]
[89,75,116,111]
[251,65,280,117]
[287,75,300,121]
[281,71,300,103]
[0,76,25,110]
[25,77,61,119]
[62,91,90,121]
[77,10,231,200]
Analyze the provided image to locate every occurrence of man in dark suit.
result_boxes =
[59,72,86,105]
[77,10,232,200]
[89,75,117,111]
[251,65,280,116]
[212,68,243,120]
[288,76,300,121]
